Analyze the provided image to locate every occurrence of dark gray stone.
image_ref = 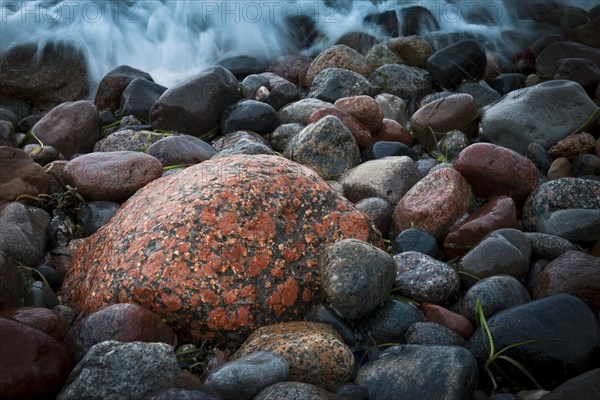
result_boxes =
[426,39,487,89]
[284,115,360,180]
[266,82,299,110]
[360,142,417,162]
[269,123,304,153]
[356,344,478,400]
[489,73,526,95]
[308,68,377,103]
[23,280,59,308]
[150,66,240,137]
[320,239,395,320]
[241,74,270,99]
[277,99,333,125]
[306,304,356,347]
[539,368,600,400]
[467,294,600,389]
[393,251,460,304]
[355,299,425,348]
[0,120,16,147]
[525,232,579,260]
[405,322,467,347]
[0,252,24,310]
[369,64,432,100]
[355,197,393,238]
[254,382,339,400]
[221,100,278,135]
[392,228,438,258]
[120,78,167,121]
[202,351,289,400]
[459,275,530,322]
[143,388,219,400]
[536,209,600,243]
[571,154,600,177]
[526,142,554,175]
[146,135,216,167]
[0,203,50,266]
[57,341,181,400]
[78,201,121,236]
[217,56,266,79]
[457,80,501,108]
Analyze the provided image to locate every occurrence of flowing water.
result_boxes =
[0,0,597,87]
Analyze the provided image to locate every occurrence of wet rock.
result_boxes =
[95,65,153,113]
[366,43,403,68]
[0,316,72,400]
[0,202,50,266]
[405,322,467,347]
[526,142,554,174]
[150,66,239,137]
[391,228,438,258]
[535,209,600,243]
[355,299,425,348]
[0,108,19,127]
[284,115,360,179]
[306,304,356,347]
[307,68,377,103]
[374,93,409,126]
[374,119,412,145]
[454,143,539,206]
[255,382,339,400]
[457,228,531,287]
[278,98,333,125]
[539,368,600,400]
[0,42,88,107]
[143,388,219,400]
[57,341,181,400]
[146,135,216,167]
[0,120,16,147]
[534,251,600,312]
[420,303,474,340]
[356,345,477,400]
[335,32,379,55]
[120,78,167,120]
[525,232,579,260]
[217,55,266,79]
[267,55,313,85]
[392,167,472,240]
[307,107,373,150]
[0,147,49,207]
[393,251,460,304]
[221,100,278,134]
[460,275,531,322]
[571,154,600,177]
[444,196,519,259]
[467,294,600,389]
[0,253,24,310]
[435,130,469,162]
[23,280,59,308]
[34,264,62,291]
[369,64,432,101]
[361,141,416,162]
[554,57,600,95]
[426,39,487,89]
[94,129,164,152]
[233,322,353,389]
[269,123,304,152]
[387,36,434,68]
[320,239,395,320]
[31,100,100,159]
[241,74,270,99]
[65,303,177,362]
[548,157,572,179]
[548,132,597,159]
[266,82,300,110]
[0,306,68,342]
[203,351,288,400]
[77,201,121,236]
[62,151,163,202]
[490,73,526,95]
[340,156,420,206]
[355,197,393,236]
[334,95,383,134]
[61,155,381,342]
[306,45,371,87]
[480,80,600,154]
[457,80,501,107]
[536,41,600,78]
[410,93,479,149]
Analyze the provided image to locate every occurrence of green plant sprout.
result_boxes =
[15,262,51,287]
[387,287,420,308]
[476,299,543,393]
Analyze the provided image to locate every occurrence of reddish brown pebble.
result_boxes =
[392,168,472,240]
[454,142,539,206]
[308,107,373,149]
[61,155,380,343]
[0,306,69,342]
[548,132,597,159]
[421,303,474,340]
[443,196,518,259]
[373,119,413,146]
[334,95,384,133]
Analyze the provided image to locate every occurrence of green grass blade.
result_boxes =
[496,355,543,390]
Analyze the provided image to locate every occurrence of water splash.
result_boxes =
[0,0,596,87]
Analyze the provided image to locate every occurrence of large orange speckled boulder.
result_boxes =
[61,155,381,343]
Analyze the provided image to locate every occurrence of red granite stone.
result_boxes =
[372,119,413,146]
[61,155,381,343]
[453,143,539,206]
[307,107,373,150]
[334,95,384,133]
[0,307,69,342]
[420,303,474,340]
[392,168,472,240]
[443,196,518,259]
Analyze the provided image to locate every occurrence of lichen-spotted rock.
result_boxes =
[61,155,381,342]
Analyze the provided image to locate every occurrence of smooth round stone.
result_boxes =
[34,265,62,291]
[534,251,600,313]
[146,135,216,167]
[277,98,333,125]
[436,130,469,162]
[78,201,121,236]
[373,118,412,146]
[202,351,289,400]
[369,64,432,101]
[0,306,69,342]
[242,74,271,99]
[1,146,50,206]
[366,43,403,68]
[374,93,409,126]
[355,299,425,348]
[23,281,59,308]
[308,107,373,150]
[490,73,526,95]
[547,157,572,179]
[217,56,266,79]
[305,45,371,87]
[355,197,393,237]
[120,78,167,121]
[0,120,16,147]
[220,100,278,135]
[415,157,439,177]
[307,68,377,103]
[0,253,24,310]
[535,209,600,243]
[254,382,339,400]
[571,154,600,177]
[538,368,600,400]
[266,82,299,110]
[269,123,304,153]
[306,304,356,347]
[143,388,218,400]
[0,202,50,267]
[335,31,379,55]
[320,239,396,320]
[387,35,433,67]
[459,275,530,322]
[548,132,597,159]
[334,95,384,134]
[393,251,460,304]
[457,80,501,107]
[391,228,438,258]
[524,232,578,260]
[426,39,487,89]
[405,322,467,347]
[526,142,554,174]
[360,141,417,161]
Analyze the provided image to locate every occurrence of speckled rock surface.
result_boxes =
[392,167,472,240]
[277,98,333,125]
[305,45,371,87]
[534,251,600,312]
[393,251,460,304]
[61,155,380,342]
[232,321,354,389]
[522,178,600,231]
[254,382,340,400]
[524,232,579,260]
[0,147,50,207]
[334,95,383,134]
[405,321,467,347]
[94,129,165,152]
[62,151,164,202]
[307,107,373,150]
[548,133,597,159]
